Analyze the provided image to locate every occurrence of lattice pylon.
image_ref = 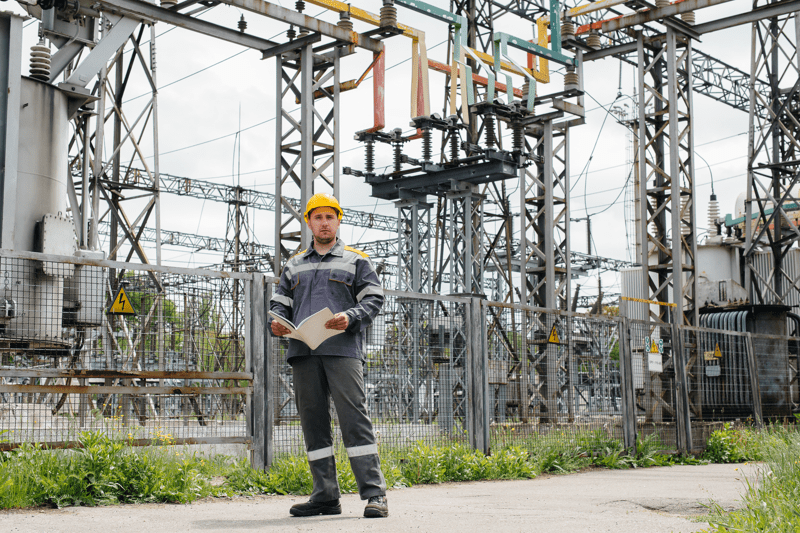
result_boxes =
[274,44,340,273]
[635,28,698,326]
[519,119,571,310]
[745,11,800,305]
[447,184,484,295]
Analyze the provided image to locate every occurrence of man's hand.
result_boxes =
[271,321,291,336]
[325,312,349,330]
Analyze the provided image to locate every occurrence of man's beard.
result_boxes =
[314,235,335,245]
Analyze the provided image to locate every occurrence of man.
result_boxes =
[269,193,388,518]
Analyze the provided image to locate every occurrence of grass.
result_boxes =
[5,423,797,526]
[703,423,800,532]
[0,427,712,510]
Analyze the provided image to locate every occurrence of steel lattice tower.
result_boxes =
[635,28,698,327]
[274,42,341,271]
[745,7,800,306]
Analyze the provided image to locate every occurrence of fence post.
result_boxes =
[249,273,269,469]
[744,333,764,429]
[468,297,490,454]
[618,317,637,452]
[672,324,692,453]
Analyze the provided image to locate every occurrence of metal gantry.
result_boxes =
[744,7,800,306]
[63,19,164,267]
[274,42,341,267]
[634,27,698,326]
[520,119,572,310]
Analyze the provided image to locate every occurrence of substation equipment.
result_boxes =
[1,0,800,440]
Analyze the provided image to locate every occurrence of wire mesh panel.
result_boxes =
[0,251,254,448]
[486,304,626,454]
[682,325,755,449]
[269,291,471,458]
[750,332,794,421]
[626,319,679,451]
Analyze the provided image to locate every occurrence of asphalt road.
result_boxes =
[0,463,760,533]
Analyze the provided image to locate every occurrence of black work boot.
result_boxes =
[364,495,388,518]
[290,499,342,517]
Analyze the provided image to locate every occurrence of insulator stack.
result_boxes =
[365,139,375,174]
[649,196,658,237]
[296,0,308,35]
[708,194,720,229]
[586,32,601,50]
[561,21,575,40]
[393,141,402,172]
[422,128,432,163]
[512,122,524,153]
[450,131,459,163]
[484,114,496,150]
[380,4,398,28]
[522,81,533,113]
[29,42,51,82]
[655,0,669,6]
[287,25,296,40]
[338,11,353,32]
[681,12,696,25]
[238,15,247,33]
[564,68,579,90]
[160,0,177,6]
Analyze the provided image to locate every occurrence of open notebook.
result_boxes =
[269,307,344,350]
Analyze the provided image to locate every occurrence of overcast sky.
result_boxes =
[6,0,762,301]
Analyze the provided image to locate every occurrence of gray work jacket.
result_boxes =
[269,239,384,361]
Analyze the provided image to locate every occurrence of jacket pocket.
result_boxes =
[328,269,354,286]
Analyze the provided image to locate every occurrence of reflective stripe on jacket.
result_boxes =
[269,239,384,360]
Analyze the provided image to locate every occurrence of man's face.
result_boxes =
[307,206,340,245]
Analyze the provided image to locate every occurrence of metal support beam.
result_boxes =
[635,29,698,326]
[448,184,484,295]
[744,8,800,305]
[274,44,340,272]
[91,0,279,51]
[520,119,571,310]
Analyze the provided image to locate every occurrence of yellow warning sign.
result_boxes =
[644,336,663,354]
[108,286,136,315]
[548,325,560,344]
[714,342,722,359]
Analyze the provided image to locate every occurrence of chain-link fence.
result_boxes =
[486,304,628,454]
[269,291,471,458]
[0,250,265,463]
[4,249,798,465]
[265,293,800,462]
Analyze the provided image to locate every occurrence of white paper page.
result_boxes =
[295,308,343,350]
[268,311,305,343]
[270,308,343,350]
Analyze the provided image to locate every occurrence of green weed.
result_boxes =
[703,423,760,463]
[705,427,800,532]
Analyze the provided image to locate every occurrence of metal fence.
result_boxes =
[265,296,800,460]
[484,304,628,453]
[2,249,798,465]
[0,249,266,466]
[268,290,473,459]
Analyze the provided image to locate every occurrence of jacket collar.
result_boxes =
[303,238,345,258]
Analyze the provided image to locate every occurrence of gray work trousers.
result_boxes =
[291,354,386,502]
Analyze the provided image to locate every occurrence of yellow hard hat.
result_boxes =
[304,193,343,223]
